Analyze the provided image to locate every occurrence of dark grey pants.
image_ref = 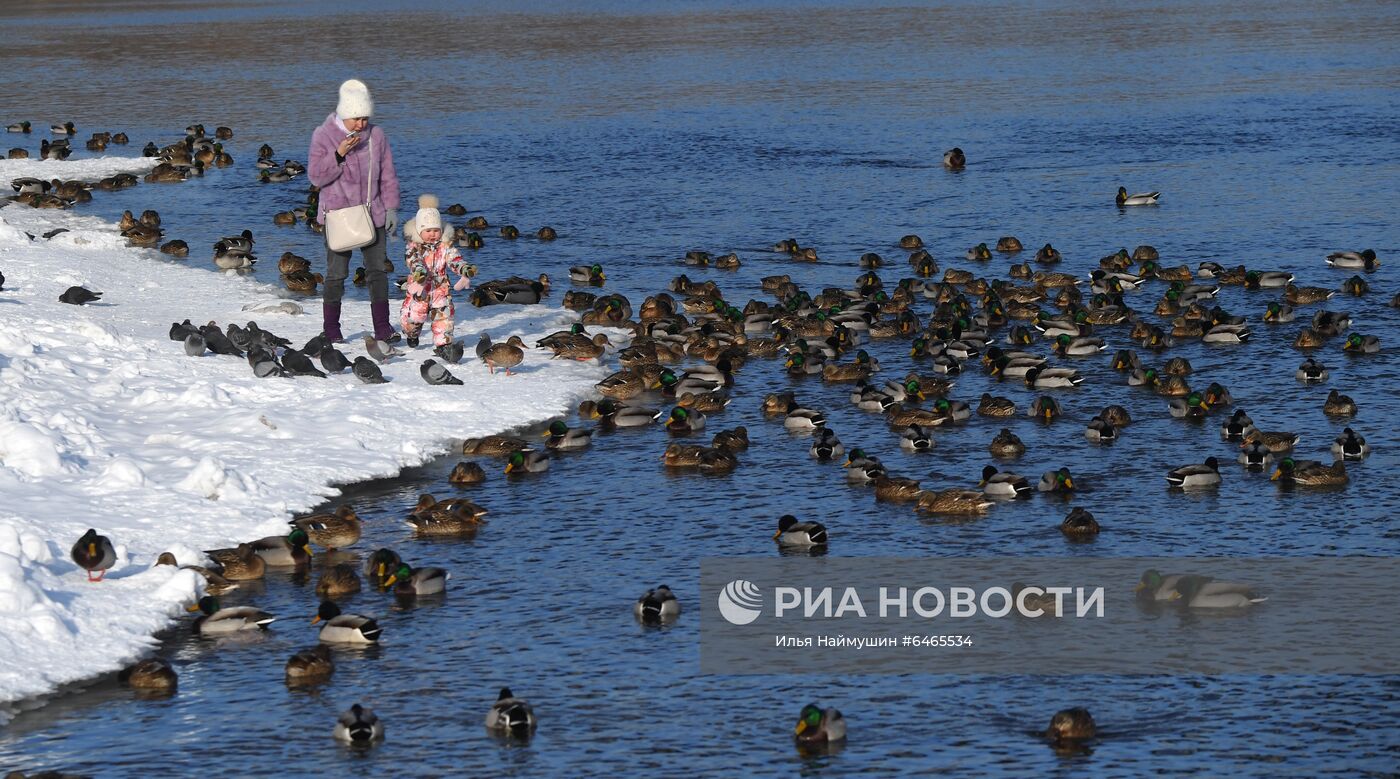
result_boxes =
[324,227,389,304]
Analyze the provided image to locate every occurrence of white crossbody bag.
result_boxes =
[324,134,376,252]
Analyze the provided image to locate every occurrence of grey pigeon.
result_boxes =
[59,285,101,305]
[434,340,464,364]
[474,332,493,361]
[246,322,290,348]
[319,345,352,374]
[281,348,327,378]
[364,335,401,364]
[169,319,196,341]
[248,348,286,378]
[353,356,387,384]
[303,333,328,355]
[183,332,206,356]
[200,323,243,356]
[225,323,255,352]
[420,359,463,386]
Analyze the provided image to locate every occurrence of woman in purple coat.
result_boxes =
[308,78,401,342]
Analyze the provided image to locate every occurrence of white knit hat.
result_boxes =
[415,193,442,234]
[336,79,373,119]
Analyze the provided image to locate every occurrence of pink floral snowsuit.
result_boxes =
[400,239,469,346]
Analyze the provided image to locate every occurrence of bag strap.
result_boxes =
[365,133,374,207]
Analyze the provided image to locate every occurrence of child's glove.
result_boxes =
[453,275,471,291]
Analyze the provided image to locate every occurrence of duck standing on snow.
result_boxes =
[71,528,116,581]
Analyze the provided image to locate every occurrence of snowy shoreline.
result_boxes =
[0,157,608,722]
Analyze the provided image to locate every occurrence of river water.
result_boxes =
[1,0,1397,775]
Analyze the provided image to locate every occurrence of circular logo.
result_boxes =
[717,579,763,625]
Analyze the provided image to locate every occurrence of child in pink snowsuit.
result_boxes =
[400,196,471,348]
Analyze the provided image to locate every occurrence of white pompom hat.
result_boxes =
[414,194,442,234]
[336,79,373,119]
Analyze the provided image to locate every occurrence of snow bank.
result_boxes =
[0,157,609,721]
[2,155,158,183]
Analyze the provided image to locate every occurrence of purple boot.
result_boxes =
[322,302,343,343]
[370,298,399,342]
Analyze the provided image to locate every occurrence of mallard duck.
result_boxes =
[1284,283,1333,305]
[917,488,994,515]
[677,390,731,414]
[976,393,1016,417]
[711,426,749,451]
[843,449,886,483]
[664,406,706,434]
[1219,409,1256,441]
[1203,323,1250,343]
[1173,575,1266,608]
[313,600,381,644]
[1296,358,1328,382]
[1010,583,1064,614]
[1342,333,1380,354]
[334,704,384,745]
[979,465,1031,499]
[251,528,312,568]
[1059,508,1100,539]
[1341,275,1370,296]
[775,515,828,546]
[1166,457,1221,489]
[1238,441,1272,470]
[1098,405,1131,427]
[873,474,923,502]
[782,399,826,431]
[894,424,932,452]
[1272,457,1347,486]
[542,420,591,450]
[285,645,335,683]
[1084,416,1117,443]
[1053,334,1105,356]
[461,434,528,456]
[315,563,361,597]
[569,263,605,284]
[595,369,646,400]
[581,398,660,427]
[966,243,993,261]
[809,427,845,460]
[1030,396,1061,421]
[406,500,487,535]
[1168,392,1210,418]
[1293,327,1325,348]
[989,428,1025,458]
[1259,302,1296,325]
[1046,708,1097,744]
[384,563,449,597]
[549,333,611,361]
[71,528,116,582]
[1116,187,1159,206]
[119,658,178,691]
[1038,467,1074,493]
[157,552,239,593]
[1326,249,1379,271]
[1154,374,1190,397]
[363,548,403,588]
[1322,389,1357,416]
[795,704,846,746]
[202,543,266,581]
[634,584,681,624]
[1241,430,1298,453]
[482,335,526,374]
[996,236,1023,253]
[1024,367,1082,388]
[188,595,275,635]
[7,120,31,133]
[449,461,486,484]
[661,443,706,467]
[1331,428,1368,460]
[504,449,550,474]
[290,505,360,550]
[485,687,537,736]
[942,147,966,169]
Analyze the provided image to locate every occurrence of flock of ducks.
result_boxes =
[13,120,1391,768]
